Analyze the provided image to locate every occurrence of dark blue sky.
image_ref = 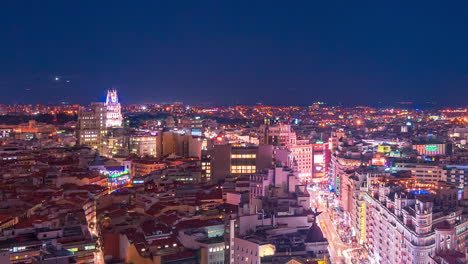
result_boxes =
[1,1,467,106]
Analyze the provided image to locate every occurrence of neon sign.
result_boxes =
[101,167,131,187]
[335,176,340,196]
[102,168,130,178]
[360,202,366,243]
[108,170,129,178]
[425,145,438,152]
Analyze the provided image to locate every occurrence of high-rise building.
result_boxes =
[288,140,313,182]
[259,124,314,182]
[77,90,123,151]
[105,89,123,127]
[364,179,465,264]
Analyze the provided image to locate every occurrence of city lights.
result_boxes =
[0,3,466,264]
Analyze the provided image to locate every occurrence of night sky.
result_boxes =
[1,1,468,106]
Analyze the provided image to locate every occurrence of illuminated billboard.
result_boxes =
[313,153,325,178]
[377,145,391,153]
[101,166,130,187]
[360,202,366,244]
[425,145,438,152]
[314,154,324,164]
[371,157,386,166]
[413,144,447,156]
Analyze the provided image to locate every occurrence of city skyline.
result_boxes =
[0,91,465,264]
[0,88,464,109]
[0,3,466,264]
[1,2,468,106]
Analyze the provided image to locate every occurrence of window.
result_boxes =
[231,165,256,174]
[231,154,256,159]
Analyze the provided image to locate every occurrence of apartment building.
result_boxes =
[363,180,467,264]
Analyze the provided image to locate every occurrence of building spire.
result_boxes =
[106,89,119,105]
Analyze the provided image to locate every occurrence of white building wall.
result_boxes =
[233,238,260,264]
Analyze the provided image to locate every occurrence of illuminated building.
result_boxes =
[336,169,382,245]
[101,166,131,188]
[233,238,275,264]
[272,144,314,183]
[209,144,273,182]
[288,141,313,182]
[77,90,123,151]
[448,127,468,147]
[377,144,392,153]
[130,158,166,177]
[130,133,161,157]
[0,202,97,264]
[0,120,56,142]
[364,180,466,264]
[259,124,314,183]
[392,162,468,198]
[370,154,386,166]
[323,148,331,182]
[230,151,256,174]
[201,154,212,182]
[258,124,296,146]
[104,89,123,127]
[233,210,329,263]
[102,129,131,157]
[442,165,468,198]
[11,120,55,134]
[393,162,443,182]
[0,127,14,139]
[77,102,107,150]
[312,142,326,179]
[327,129,346,151]
[328,154,363,196]
[412,143,451,157]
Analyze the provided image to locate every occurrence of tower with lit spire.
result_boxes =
[106,89,119,105]
[104,89,123,128]
[77,90,123,153]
